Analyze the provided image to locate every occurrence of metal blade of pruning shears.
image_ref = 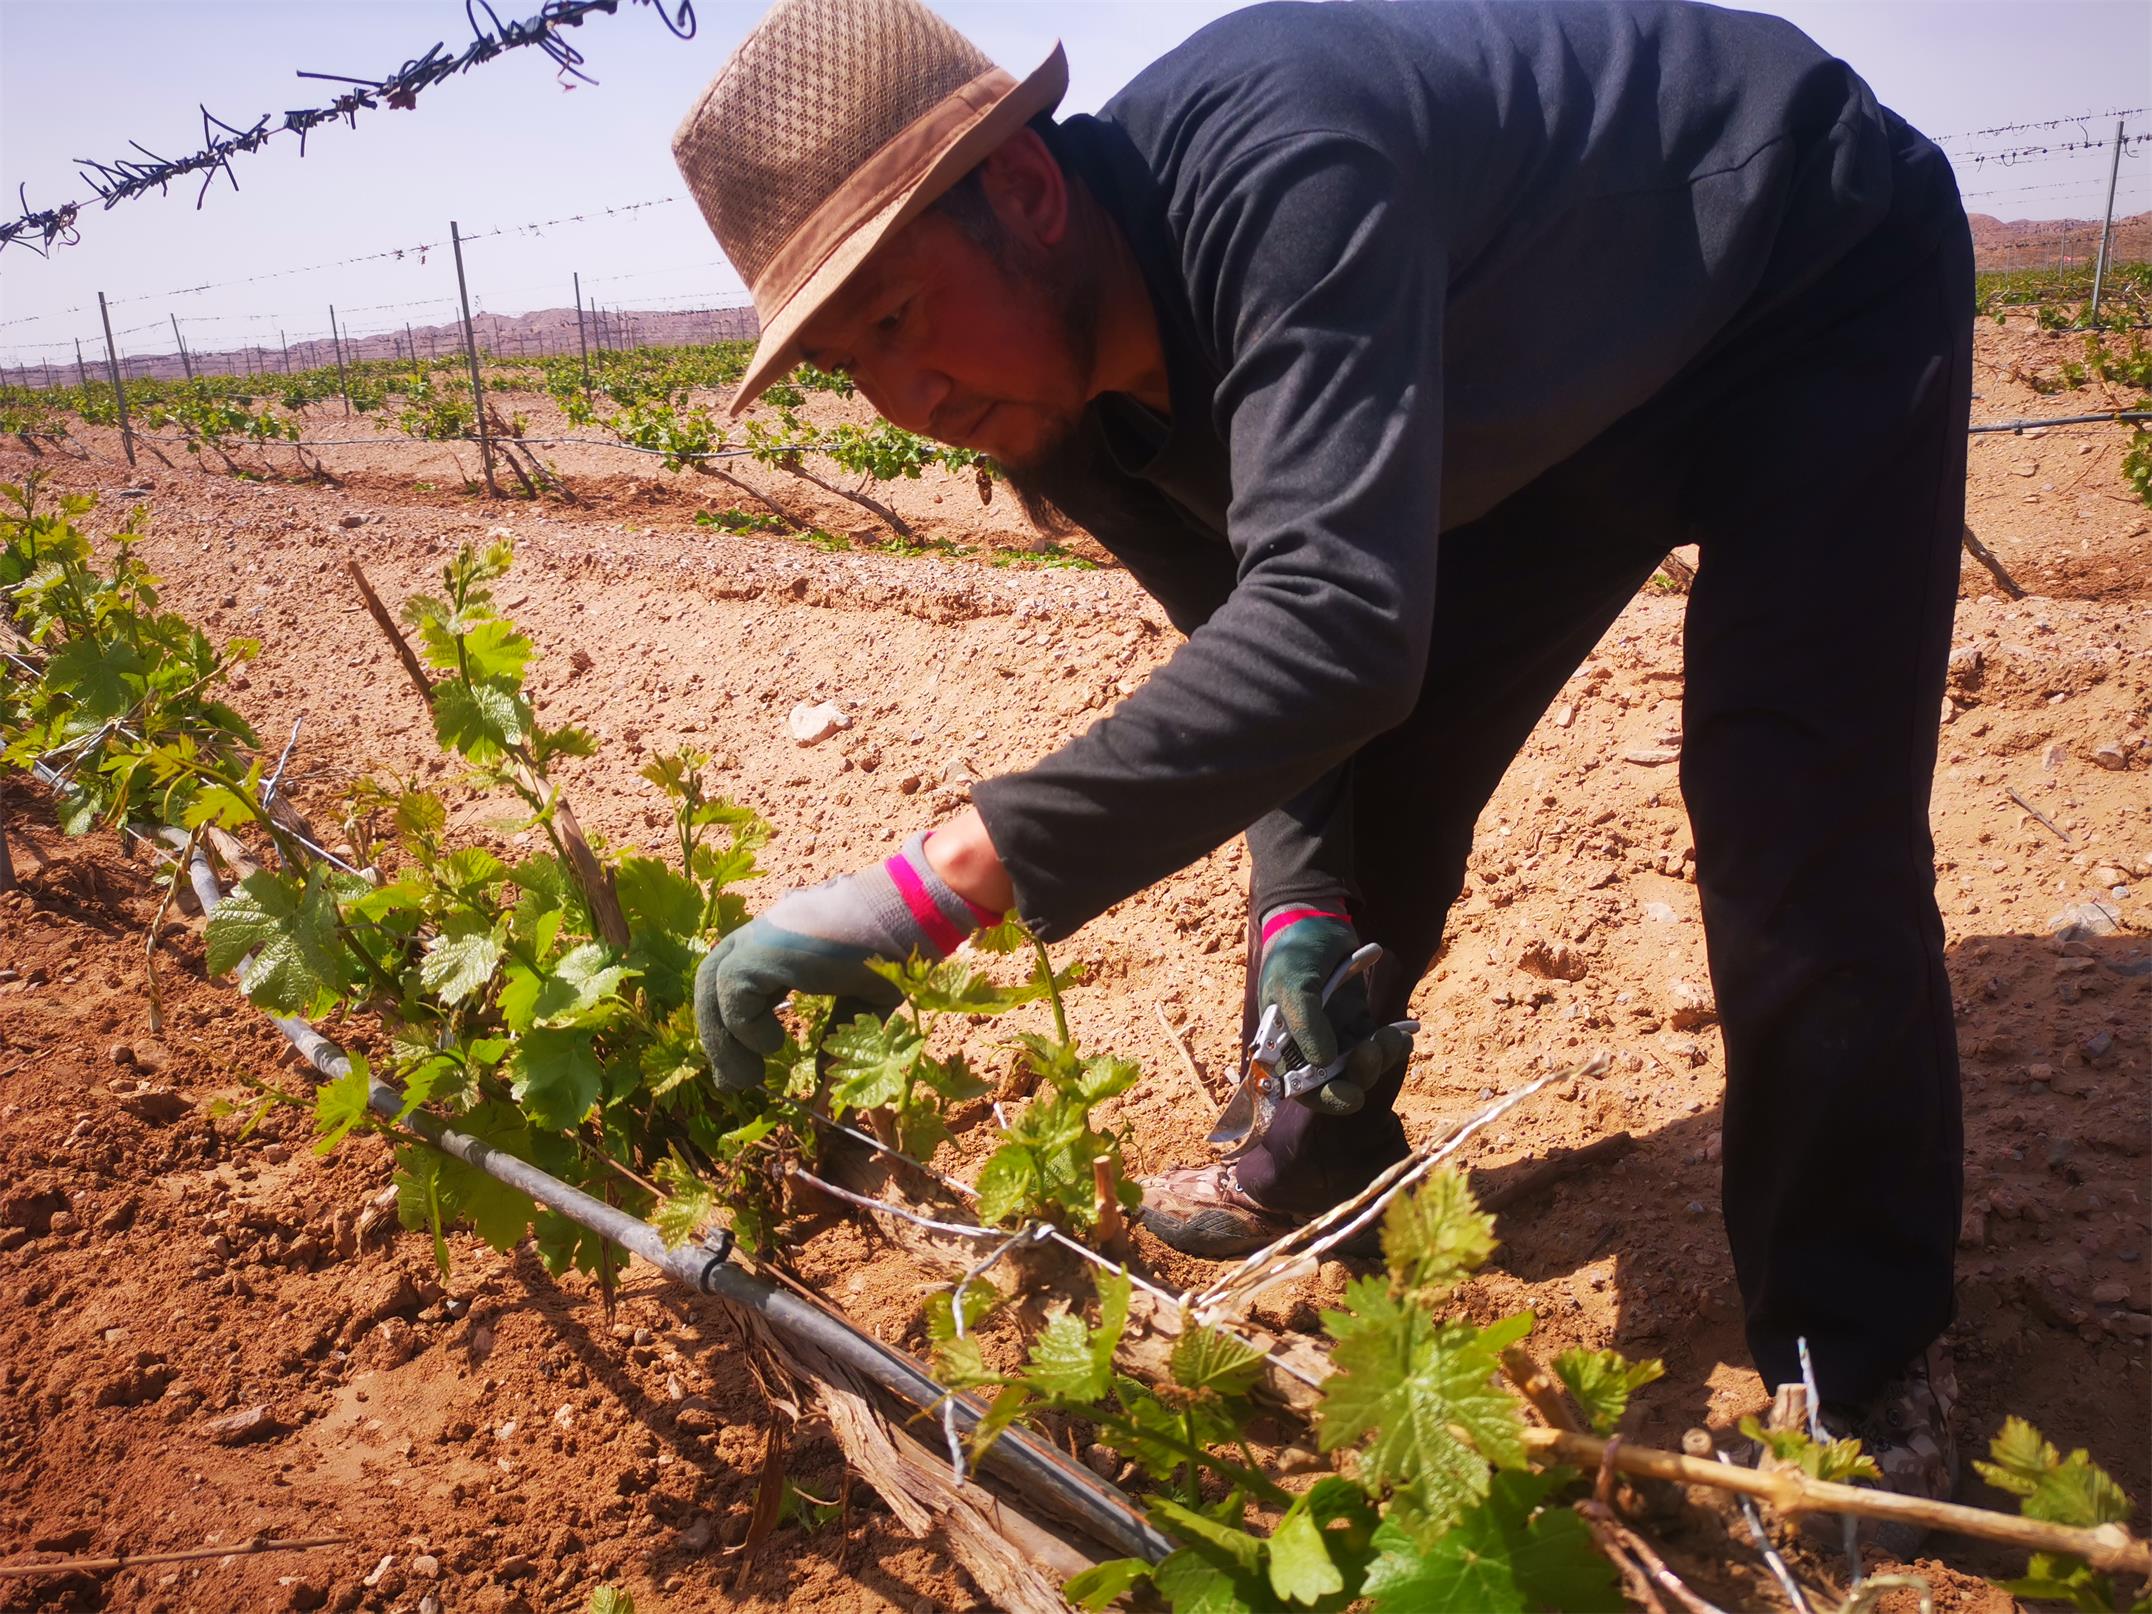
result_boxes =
[1206,943,1415,1148]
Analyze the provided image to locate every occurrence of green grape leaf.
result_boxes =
[931,1332,993,1391]
[896,1102,951,1165]
[348,874,428,924]
[432,674,530,763]
[180,782,258,831]
[1362,1471,1620,1614]
[393,1144,453,1275]
[1170,1326,1268,1399]
[1381,1166,1497,1295]
[436,1104,540,1251]
[1551,1348,1665,1435]
[617,854,703,936]
[419,928,503,1006]
[1738,1417,1881,1485]
[394,788,446,843]
[925,1280,1006,1344]
[1024,1270,1130,1404]
[439,845,509,896]
[588,1587,636,1614]
[651,1155,716,1250]
[1150,1544,1271,1614]
[1064,1558,1151,1613]
[530,941,635,1027]
[968,1381,1034,1458]
[880,954,1047,1016]
[1076,1054,1141,1103]
[1150,1496,1263,1578]
[971,911,1030,954]
[313,1054,375,1156]
[1268,1496,1347,1606]
[1318,1287,1530,1525]
[509,1026,603,1129]
[205,866,355,1014]
[458,618,533,683]
[46,634,143,719]
[1974,1416,2134,1528]
[917,1052,990,1104]
[638,1005,707,1098]
[824,1012,924,1115]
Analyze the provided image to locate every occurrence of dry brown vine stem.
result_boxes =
[343,558,631,950]
[1092,1156,1127,1248]
[2003,783,2076,848]
[1961,523,2028,599]
[0,1535,347,1580]
[1499,1345,1583,1432]
[1521,1426,2152,1577]
[1152,1001,1221,1107]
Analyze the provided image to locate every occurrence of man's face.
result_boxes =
[795,163,1094,469]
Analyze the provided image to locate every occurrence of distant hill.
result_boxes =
[61,302,761,388]
[1967,209,2151,273]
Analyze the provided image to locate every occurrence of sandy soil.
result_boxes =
[2,318,2146,1612]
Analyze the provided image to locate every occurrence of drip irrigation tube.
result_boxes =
[1970,408,2152,432]
[173,839,1172,1568]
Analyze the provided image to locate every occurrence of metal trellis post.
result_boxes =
[74,338,89,389]
[2090,120,2125,325]
[95,292,136,467]
[450,221,501,498]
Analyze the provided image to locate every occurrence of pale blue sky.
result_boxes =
[1,0,2147,367]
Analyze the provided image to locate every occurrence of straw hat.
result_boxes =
[673,0,1068,415]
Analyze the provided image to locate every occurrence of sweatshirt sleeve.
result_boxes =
[972,134,1442,941]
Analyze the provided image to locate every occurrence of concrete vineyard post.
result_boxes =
[574,271,592,400]
[2090,119,2125,324]
[280,330,291,373]
[449,220,501,498]
[74,338,89,389]
[95,291,136,468]
[171,314,195,383]
[329,306,352,416]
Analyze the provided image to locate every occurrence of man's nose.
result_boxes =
[860,365,951,437]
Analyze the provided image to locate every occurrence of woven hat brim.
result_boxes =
[726,42,1068,417]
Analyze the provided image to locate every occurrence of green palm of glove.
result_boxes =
[695,919,903,1090]
[695,831,988,1091]
[1258,908,1413,1116]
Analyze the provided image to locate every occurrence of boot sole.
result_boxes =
[1136,1204,1299,1259]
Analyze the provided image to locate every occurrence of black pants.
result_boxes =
[1234,124,1972,1406]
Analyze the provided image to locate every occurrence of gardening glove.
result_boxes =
[695,831,997,1090]
[1257,905,1414,1117]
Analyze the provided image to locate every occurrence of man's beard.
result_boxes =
[994,248,1098,534]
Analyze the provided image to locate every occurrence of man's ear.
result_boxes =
[980,127,1070,251]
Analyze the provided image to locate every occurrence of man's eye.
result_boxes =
[875,300,910,336]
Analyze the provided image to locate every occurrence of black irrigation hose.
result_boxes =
[1970,409,2152,433]
[173,839,1173,1567]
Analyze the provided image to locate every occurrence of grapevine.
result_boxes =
[4,477,2147,1614]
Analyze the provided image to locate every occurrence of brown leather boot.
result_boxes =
[1134,1160,1301,1257]
[1761,1340,1959,1561]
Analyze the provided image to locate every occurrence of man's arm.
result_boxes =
[971,134,1443,939]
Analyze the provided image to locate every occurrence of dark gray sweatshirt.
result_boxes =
[970,0,1909,939]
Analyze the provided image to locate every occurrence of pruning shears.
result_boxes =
[1205,943,1419,1148]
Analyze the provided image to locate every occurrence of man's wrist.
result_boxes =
[922,809,1015,921]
